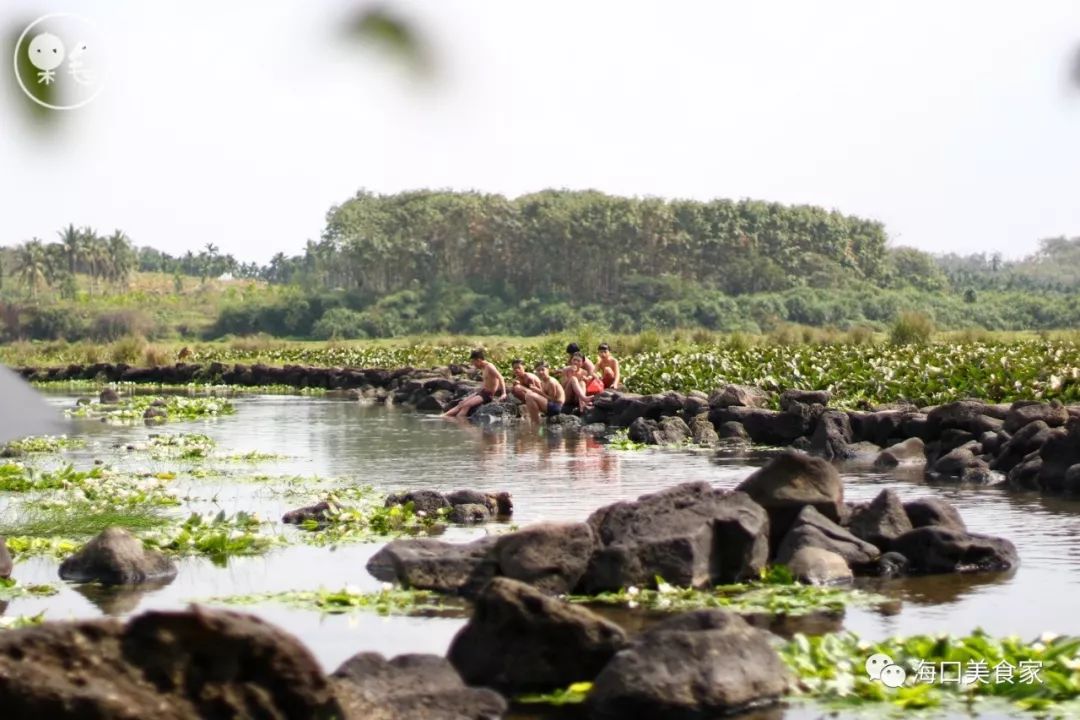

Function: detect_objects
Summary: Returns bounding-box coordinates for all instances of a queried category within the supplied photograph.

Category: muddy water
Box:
[5,393,1079,719]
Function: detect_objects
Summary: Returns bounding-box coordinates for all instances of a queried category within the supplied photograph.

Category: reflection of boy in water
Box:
[442,349,506,418]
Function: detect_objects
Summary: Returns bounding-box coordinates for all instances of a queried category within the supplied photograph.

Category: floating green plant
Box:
[780,630,1080,716]
[205,586,449,616]
[566,572,887,618]
[0,613,46,630]
[142,511,280,563]
[294,492,446,546]
[517,681,593,706]
[0,577,59,601]
[67,396,235,424]
[605,429,649,451]
[4,536,81,560]
[1,435,85,457]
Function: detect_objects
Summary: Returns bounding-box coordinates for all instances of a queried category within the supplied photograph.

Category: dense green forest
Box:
[2,190,1080,341]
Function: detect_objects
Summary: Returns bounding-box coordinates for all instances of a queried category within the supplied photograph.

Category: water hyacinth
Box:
[67,396,235,424]
[204,586,449,616]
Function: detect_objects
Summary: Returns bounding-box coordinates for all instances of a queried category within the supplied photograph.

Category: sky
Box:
[2,0,1080,264]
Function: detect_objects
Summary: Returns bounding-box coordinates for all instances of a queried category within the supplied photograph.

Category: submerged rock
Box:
[365,537,499,597]
[891,527,1018,574]
[581,482,769,593]
[847,489,913,551]
[447,503,491,524]
[588,609,789,719]
[873,437,926,468]
[447,577,627,693]
[282,500,331,525]
[99,387,119,404]
[58,528,176,585]
[786,546,853,585]
[331,652,506,720]
[0,607,342,720]
[384,490,451,516]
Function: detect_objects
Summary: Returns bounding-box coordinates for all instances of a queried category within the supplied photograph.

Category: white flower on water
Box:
[656,580,675,594]
[1040,631,1060,644]
[626,586,640,597]
[1049,375,1063,391]
[380,582,393,592]
[416,510,427,518]
[627,600,638,609]
[344,584,362,595]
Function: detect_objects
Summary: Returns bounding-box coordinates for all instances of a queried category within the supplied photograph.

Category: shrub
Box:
[889,311,935,345]
[312,308,369,340]
[109,335,147,364]
[91,310,152,342]
[142,345,170,367]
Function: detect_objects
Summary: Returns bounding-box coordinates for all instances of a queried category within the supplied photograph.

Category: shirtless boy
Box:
[596,343,620,390]
[509,358,541,403]
[442,349,506,418]
[522,361,565,424]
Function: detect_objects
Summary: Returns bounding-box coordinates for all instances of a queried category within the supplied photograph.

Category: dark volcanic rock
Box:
[657,416,692,445]
[688,413,720,446]
[780,389,831,411]
[810,409,854,460]
[448,503,491,524]
[717,420,749,440]
[991,421,1055,473]
[385,490,451,516]
[99,387,120,404]
[1037,420,1080,494]
[331,652,507,720]
[58,528,177,585]
[927,444,994,484]
[903,497,967,532]
[588,610,789,720]
[708,384,770,409]
[582,482,769,593]
[282,501,331,525]
[627,417,663,445]
[708,406,812,446]
[494,522,595,595]
[735,451,844,548]
[1004,400,1068,434]
[775,506,880,568]
[0,606,342,720]
[926,401,1002,438]
[365,537,498,596]
[847,489,913,551]
[891,527,1018,574]
[447,578,627,693]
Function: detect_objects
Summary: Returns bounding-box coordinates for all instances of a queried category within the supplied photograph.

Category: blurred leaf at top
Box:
[1071,43,1080,90]
[345,4,434,80]
[5,17,62,132]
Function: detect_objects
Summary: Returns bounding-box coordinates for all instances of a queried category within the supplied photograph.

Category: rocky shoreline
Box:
[21,360,1080,498]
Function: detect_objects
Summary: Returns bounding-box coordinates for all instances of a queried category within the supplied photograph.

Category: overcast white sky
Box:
[2,0,1079,263]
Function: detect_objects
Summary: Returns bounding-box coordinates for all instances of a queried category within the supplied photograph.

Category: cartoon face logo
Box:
[28,32,65,83]
[880,664,908,688]
[865,653,893,680]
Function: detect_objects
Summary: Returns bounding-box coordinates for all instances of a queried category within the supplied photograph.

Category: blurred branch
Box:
[344,4,434,80]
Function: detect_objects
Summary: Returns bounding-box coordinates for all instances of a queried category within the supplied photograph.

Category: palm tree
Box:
[106,230,134,288]
[57,223,83,276]
[84,234,111,294]
[16,240,49,298]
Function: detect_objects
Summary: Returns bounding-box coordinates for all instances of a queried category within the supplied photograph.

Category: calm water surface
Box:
[5,393,1078,719]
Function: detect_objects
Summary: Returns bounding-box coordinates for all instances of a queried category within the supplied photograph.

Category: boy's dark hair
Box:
[470,349,485,361]
[566,343,581,354]
[571,352,585,361]
[511,358,524,367]
[598,343,610,352]
[534,360,548,370]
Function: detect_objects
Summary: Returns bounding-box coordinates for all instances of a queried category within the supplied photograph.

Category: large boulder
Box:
[494,522,595,595]
[0,536,10,579]
[58,528,177,585]
[707,406,811,446]
[873,437,926,469]
[627,417,663,445]
[581,483,769,593]
[1037,420,1080,493]
[688,413,719,446]
[849,410,906,446]
[657,416,692,445]
[847,489,913,551]
[735,451,844,548]
[903,497,967,532]
[990,421,1055,473]
[447,578,627,694]
[810,410,853,460]
[1004,401,1068,434]
[891,527,1018,574]
[926,401,1002,438]
[331,652,506,720]
[780,389,830,411]
[365,537,498,596]
[775,506,880,568]
[926,444,994,484]
[469,402,520,424]
[588,610,789,720]
[0,607,342,720]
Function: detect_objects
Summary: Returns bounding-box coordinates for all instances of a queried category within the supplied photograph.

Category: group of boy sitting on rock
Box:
[441,343,620,423]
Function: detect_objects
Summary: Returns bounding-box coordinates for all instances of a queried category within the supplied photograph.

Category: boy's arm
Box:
[612,358,620,388]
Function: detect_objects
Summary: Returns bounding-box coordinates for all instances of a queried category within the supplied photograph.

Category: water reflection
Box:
[859,569,1017,608]
[70,579,176,615]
